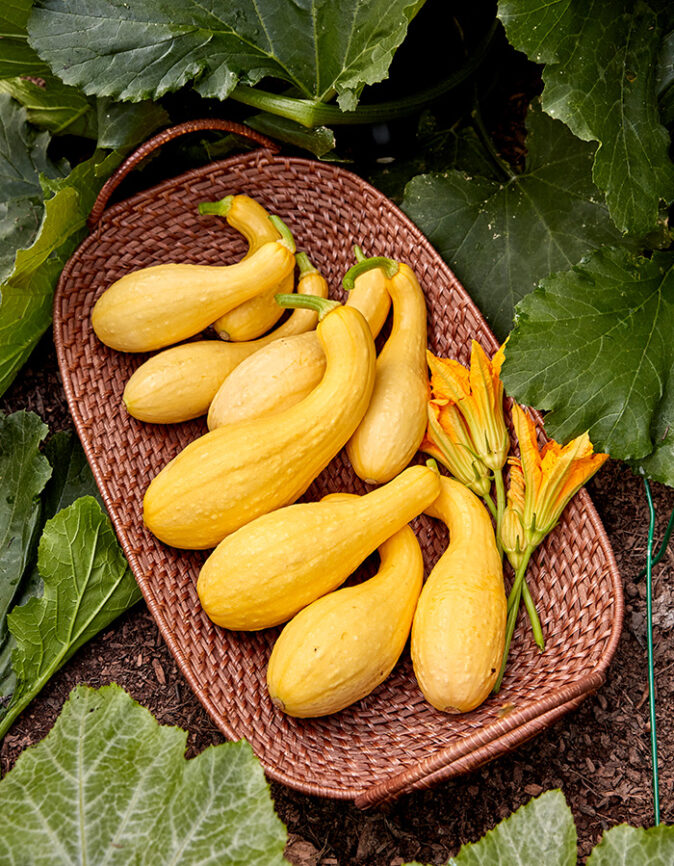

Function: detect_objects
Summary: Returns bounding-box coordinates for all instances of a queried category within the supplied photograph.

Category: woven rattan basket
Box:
[53,120,623,807]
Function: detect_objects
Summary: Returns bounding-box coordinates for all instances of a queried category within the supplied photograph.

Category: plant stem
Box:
[229,21,498,128]
[643,478,661,825]
[471,95,516,182]
[637,503,674,579]
[494,466,506,556]
[521,580,544,651]
[494,545,535,692]
[482,492,498,520]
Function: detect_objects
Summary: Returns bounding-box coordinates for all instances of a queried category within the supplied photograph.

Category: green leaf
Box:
[0,412,51,641]
[0,92,67,282]
[0,75,98,138]
[402,107,627,338]
[28,0,424,108]
[587,824,674,865]
[657,29,674,127]
[43,430,100,520]
[95,97,169,150]
[449,790,577,866]
[502,247,674,484]
[0,140,122,397]
[0,498,141,738]
[0,1,50,79]
[0,683,288,865]
[497,0,674,237]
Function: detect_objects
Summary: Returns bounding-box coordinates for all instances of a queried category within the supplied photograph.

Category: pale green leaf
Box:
[497,0,674,236]
[587,824,674,866]
[0,141,122,397]
[0,92,66,282]
[0,683,288,866]
[28,0,424,107]
[502,247,674,484]
[0,498,141,738]
[0,75,97,138]
[402,107,627,337]
[448,790,576,866]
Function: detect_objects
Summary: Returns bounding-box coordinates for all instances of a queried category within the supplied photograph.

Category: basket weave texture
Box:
[53,125,623,807]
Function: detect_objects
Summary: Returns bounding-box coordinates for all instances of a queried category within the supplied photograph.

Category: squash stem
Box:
[269,215,296,252]
[493,544,536,692]
[483,492,498,520]
[275,293,339,319]
[296,252,317,277]
[343,256,399,290]
[228,21,498,128]
[494,467,506,557]
[198,195,234,217]
[353,244,366,263]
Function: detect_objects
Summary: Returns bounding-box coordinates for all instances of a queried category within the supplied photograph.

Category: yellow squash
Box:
[207,247,392,430]
[200,195,294,341]
[266,510,423,717]
[197,465,437,629]
[91,216,295,352]
[346,258,428,484]
[411,474,506,713]
[122,254,327,423]
[143,298,376,549]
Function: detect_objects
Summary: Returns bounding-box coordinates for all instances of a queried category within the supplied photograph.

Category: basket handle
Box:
[87,119,280,229]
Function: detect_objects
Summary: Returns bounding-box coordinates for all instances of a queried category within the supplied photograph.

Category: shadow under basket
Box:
[53,120,623,808]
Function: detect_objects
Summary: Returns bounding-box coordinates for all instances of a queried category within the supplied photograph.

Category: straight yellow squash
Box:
[197,466,438,630]
[411,474,506,713]
[143,299,376,549]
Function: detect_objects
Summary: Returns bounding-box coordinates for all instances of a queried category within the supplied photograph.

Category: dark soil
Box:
[1,17,673,861]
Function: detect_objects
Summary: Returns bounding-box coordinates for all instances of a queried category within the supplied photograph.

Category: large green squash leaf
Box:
[503,247,674,484]
[402,107,626,338]
[0,98,122,396]
[0,684,288,865]
[587,824,674,866]
[0,498,141,738]
[497,0,674,237]
[28,0,424,109]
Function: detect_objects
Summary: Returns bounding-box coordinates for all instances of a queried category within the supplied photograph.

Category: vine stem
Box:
[493,544,535,692]
[643,478,661,825]
[494,467,506,557]
[229,21,498,128]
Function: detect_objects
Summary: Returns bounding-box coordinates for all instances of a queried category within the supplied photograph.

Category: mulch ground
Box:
[1,319,673,865]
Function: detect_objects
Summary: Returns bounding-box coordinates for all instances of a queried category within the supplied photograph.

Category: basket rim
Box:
[54,147,624,805]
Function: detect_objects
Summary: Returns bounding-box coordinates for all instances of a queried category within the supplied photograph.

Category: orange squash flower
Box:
[422,399,492,498]
[426,341,510,473]
[500,457,527,570]
[510,404,609,549]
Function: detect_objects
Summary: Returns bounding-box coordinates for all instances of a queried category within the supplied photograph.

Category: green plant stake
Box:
[643,478,660,825]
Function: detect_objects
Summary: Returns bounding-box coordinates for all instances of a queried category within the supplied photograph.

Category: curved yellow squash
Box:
[411,475,506,713]
[197,465,438,629]
[266,518,423,717]
[122,262,328,424]
[209,195,294,341]
[91,237,294,353]
[347,261,428,484]
[206,258,391,430]
[143,303,376,549]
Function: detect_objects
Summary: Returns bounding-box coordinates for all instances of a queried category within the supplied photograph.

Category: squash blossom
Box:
[421,399,492,498]
[426,342,509,473]
[500,457,527,570]
[510,404,609,550]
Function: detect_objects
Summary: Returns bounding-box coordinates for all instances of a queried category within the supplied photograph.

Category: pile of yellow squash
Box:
[91,194,507,718]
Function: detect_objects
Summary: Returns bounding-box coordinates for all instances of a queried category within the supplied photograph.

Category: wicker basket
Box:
[53,120,623,807]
